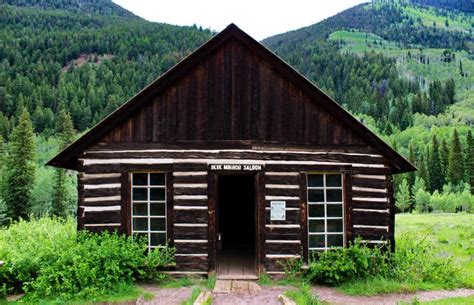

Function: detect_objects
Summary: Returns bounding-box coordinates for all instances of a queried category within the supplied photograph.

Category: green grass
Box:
[284,284,323,305]
[338,277,449,296]
[180,287,201,305]
[0,283,144,305]
[396,213,474,285]
[337,213,474,296]
[422,295,474,304]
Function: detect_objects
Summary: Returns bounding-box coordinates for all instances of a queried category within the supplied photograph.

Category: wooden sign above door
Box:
[209,164,264,171]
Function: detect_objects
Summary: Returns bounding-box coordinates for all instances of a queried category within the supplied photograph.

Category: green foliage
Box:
[448,129,465,186]
[305,235,466,290]
[466,130,474,194]
[181,287,202,305]
[284,284,322,305]
[52,110,76,217]
[428,135,444,192]
[414,188,432,212]
[4,109,36,221]
[396,178,411,212]
[0,217,176,299]
[305,240,390,285]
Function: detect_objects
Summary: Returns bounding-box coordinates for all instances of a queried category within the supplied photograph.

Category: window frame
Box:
[307,172,345,251]
[130,171,167,250]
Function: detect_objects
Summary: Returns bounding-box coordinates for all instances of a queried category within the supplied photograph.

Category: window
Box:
[131,172,167,249]
[307,173,344,251]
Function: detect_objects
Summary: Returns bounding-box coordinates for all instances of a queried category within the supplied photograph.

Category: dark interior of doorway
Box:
[217,175,256,278]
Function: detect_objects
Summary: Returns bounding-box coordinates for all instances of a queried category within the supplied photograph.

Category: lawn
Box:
[396,213,474,284]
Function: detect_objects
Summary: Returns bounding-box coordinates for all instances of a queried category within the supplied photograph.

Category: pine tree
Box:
[447,129,465,186]
[396,179,410,213]
[4,109,36,220]
[428,135,444,192]
[52,110,75,217]
[418,152,429,189]
[466,130,474,194]
[440,139,449,180]
[407,143,416,203]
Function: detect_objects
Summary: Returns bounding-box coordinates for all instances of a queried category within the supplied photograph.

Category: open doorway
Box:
[217,174,257,279]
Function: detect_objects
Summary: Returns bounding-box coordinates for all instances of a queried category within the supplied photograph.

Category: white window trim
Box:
[131,172,167,250]
[307,173,345,251]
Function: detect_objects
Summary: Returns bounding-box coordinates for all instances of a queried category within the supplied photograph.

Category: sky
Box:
[112,0,368,40]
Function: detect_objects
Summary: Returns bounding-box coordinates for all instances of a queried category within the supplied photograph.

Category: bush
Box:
[0,217,175,300]
[305,240,389,285]
[305,235,464,289]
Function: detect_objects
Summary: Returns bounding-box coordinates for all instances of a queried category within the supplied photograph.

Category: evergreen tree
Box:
[418,152,429,189]
[447,129,465,186]
[466,130,474,194]
[407,143,416,196]
[396,179,410,213]
[4,109,36,220]
[440,139,449,180]
[52,110,76,217]
[428,135,443,192]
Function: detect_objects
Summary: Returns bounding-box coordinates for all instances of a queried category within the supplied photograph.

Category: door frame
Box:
[208,171,265,274]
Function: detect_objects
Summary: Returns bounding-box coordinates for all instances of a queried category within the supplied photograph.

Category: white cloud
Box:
[113,0,368,40]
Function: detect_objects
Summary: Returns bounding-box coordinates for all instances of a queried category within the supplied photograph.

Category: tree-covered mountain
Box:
[409,0,474,13]
[0,0,139,18]
[0,2,212,137]
[0,0,472,218]
[263,0,474,208]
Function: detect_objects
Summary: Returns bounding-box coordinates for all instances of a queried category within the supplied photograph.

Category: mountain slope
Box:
[0,0,138,18]
[0,2,212,136]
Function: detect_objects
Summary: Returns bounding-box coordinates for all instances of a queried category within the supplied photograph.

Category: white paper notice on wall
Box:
[270,201,286,221]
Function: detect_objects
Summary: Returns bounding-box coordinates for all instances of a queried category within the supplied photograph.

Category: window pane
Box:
[326,174,341,187]
[308,175,323,187]
[327,234,343,247]
[150,218,166,231]
[133,188,147,201]
[327,189,342,202]
[327,204,342,217]
[327,219,343,232]
[308,204,324,218]
[150,188,165,201]
[150,202,166,216]
[133,202,147,216]
[309,235,325,248]
[308,189,324,202]
[133,173,147,186]
[150,173,165,186]
[133,218,148,231]
[150,233,166,246]
[309,220,324,233]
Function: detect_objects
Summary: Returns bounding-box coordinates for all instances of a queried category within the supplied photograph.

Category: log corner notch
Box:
[45,23,416,276]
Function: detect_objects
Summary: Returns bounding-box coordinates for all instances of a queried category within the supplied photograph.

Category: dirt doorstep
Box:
[314,285,474,305]
[212,285,287,305]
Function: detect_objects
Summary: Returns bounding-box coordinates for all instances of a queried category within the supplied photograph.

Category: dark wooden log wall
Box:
[77,148,395,274]
[96,39,368,148]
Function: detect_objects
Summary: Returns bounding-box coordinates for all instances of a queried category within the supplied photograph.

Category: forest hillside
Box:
[0,0,472,220]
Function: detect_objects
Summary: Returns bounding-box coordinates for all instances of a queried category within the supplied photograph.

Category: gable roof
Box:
[47,23,415,174]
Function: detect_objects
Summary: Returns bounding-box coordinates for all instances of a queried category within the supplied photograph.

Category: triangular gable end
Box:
[47,24,415,174]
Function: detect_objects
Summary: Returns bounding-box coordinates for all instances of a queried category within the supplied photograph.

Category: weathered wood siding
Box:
[96,39,368,148]
[78,148,394,274]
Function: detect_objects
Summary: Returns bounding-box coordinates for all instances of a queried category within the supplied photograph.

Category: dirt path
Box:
[314,285,474,305]
[140,285,194,305]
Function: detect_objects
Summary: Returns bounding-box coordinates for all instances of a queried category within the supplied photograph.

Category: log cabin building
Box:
[48,24,415,279]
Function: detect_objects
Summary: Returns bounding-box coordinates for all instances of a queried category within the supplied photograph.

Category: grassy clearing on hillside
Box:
[403,6,472,33]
